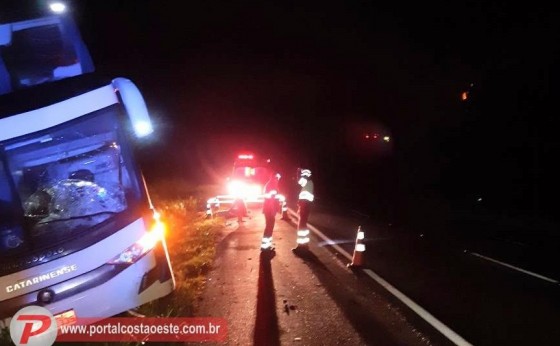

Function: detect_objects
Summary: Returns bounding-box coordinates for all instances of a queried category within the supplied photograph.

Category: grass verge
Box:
[135,183,224,318]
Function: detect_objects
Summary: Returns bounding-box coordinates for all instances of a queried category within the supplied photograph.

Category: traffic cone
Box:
[347,226,365,268]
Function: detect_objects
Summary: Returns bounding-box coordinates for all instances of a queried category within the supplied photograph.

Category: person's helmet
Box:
[300,169,312,178]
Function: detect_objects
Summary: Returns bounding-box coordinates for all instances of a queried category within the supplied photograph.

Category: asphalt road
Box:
[193,208,443,346]
[306,203,560,346]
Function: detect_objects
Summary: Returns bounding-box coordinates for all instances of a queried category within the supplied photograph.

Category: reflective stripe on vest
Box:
[299,190,314,201]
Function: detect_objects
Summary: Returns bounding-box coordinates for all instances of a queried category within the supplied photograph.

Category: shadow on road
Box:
[253,251,280,346]
[291,248,330,273]
[294,249,407,346]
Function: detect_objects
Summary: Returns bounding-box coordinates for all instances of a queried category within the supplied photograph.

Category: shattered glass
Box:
[24,179,127,236]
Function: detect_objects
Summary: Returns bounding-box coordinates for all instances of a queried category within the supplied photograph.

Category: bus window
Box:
[2,106,142,252]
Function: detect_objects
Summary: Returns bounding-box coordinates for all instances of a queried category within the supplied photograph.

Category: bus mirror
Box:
[0,24,12,46]
[112,77,154,138]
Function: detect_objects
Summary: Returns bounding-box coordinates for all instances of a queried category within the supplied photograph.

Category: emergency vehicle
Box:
[206,153,288,218]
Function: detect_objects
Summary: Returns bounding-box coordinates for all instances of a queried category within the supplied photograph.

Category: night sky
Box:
[9,1,560,224]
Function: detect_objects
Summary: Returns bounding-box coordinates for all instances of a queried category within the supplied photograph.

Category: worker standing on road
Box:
[261,173,281,251]
[230,197,247,223]
[293,168,314,252]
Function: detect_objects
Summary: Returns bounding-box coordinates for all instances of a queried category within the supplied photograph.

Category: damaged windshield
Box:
[0,106,143,256]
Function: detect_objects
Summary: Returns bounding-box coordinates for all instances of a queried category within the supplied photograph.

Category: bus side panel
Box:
[44,243,174,320]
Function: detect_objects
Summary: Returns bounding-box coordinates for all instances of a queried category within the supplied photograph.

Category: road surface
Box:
[307,203,560,346]
[194,208,444,346]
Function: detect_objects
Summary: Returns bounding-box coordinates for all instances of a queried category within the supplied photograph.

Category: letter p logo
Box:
[10,306,57,346]
[17,315,51,344]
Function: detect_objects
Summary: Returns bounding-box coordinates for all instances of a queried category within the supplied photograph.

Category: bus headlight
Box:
[107,216,165,265]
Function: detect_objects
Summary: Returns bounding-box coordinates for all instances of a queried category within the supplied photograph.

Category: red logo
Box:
[9,306,57,346]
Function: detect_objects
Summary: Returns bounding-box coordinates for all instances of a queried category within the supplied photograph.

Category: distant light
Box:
[364,134,370,139]
[383,136,390,142]
[373,134,378,139]
[477,197,482,202]
[133,121,153,137]
[238,154,253,159]
[49,2,66,13]
[461,91,468,101]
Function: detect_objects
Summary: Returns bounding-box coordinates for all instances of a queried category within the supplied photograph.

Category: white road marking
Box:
[468,251,559,284]
[287,209,352,262]
[362,269,472,346]
[287,208,473,346]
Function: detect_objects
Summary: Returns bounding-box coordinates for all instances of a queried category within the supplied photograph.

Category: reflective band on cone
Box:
[348,226,366,268]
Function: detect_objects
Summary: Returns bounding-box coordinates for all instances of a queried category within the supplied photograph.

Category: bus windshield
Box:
[0,106,143,257]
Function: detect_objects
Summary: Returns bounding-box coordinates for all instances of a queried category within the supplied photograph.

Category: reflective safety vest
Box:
[263,178,280,214]
[298,180,314,202]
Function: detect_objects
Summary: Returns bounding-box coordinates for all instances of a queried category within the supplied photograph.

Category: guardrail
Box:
[206,194,288,219]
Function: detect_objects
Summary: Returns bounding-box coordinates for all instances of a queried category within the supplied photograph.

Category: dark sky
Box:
[12,1,560,221]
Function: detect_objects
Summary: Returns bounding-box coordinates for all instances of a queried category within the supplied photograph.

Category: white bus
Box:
[0,7,175,328]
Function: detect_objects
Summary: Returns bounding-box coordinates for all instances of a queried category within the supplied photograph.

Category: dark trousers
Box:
[297,200,311,230]
[233,198,247,221]
[264,213,276,238]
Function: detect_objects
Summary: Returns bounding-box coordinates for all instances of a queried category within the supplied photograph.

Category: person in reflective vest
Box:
[293,168,314,251]
[261,173,281,251]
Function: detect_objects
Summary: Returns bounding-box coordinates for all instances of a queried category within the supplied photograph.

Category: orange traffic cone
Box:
[347,226,365,268]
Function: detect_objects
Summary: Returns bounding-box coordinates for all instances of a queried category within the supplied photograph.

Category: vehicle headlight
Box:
[107,211,165,265]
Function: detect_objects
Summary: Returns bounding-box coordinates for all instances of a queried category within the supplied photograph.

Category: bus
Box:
[0,6,175,328]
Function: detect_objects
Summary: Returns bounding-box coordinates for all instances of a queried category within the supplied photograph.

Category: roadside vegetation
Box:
[1,328,10,345]
[134,179,224,318]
